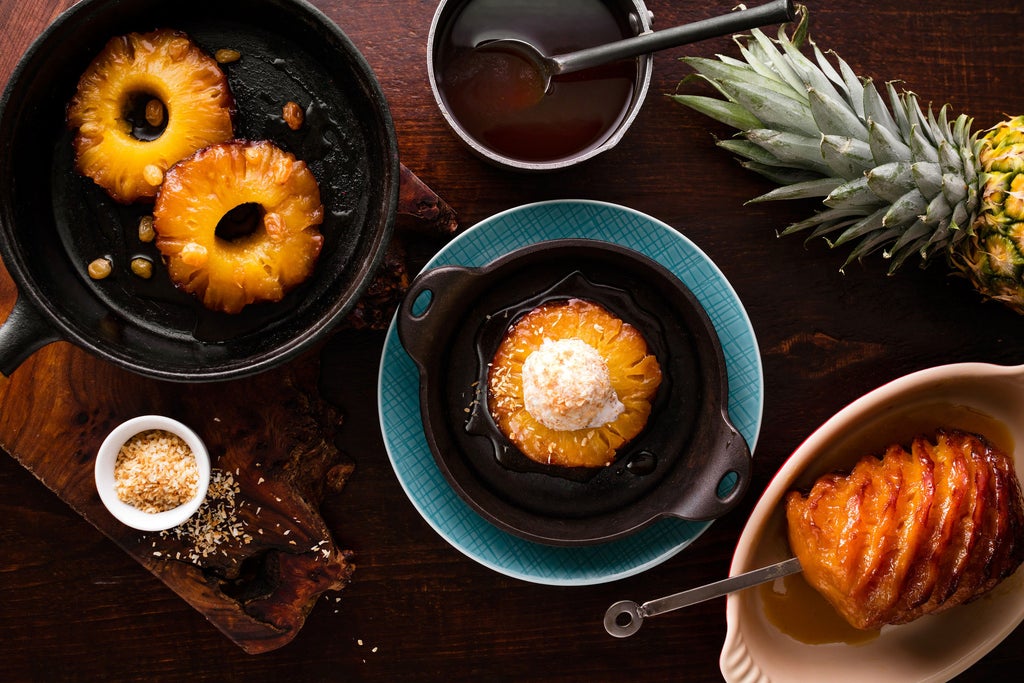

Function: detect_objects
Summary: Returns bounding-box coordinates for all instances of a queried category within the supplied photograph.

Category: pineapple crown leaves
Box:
[672,4,982,274]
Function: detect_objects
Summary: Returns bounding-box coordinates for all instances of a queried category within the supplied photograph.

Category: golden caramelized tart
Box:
[67,28,234,203]
[487,298,662,468]
[785,429,1024,630]
[153,140,324,314]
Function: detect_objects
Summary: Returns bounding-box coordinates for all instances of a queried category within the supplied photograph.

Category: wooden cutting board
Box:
[0,164,456,654]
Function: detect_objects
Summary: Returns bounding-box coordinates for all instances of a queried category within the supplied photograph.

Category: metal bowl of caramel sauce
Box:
[427,0,653,171]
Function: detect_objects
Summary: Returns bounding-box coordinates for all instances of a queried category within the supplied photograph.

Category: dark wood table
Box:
[2,0,1023,680]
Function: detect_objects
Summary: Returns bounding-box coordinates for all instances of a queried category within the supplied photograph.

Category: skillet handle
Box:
[397,265,478,366]
[0,295,62,379]
[668,413,752,521]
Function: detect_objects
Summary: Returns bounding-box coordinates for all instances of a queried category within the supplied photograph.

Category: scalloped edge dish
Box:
[722,362,1024,682]
[378,199,763,585]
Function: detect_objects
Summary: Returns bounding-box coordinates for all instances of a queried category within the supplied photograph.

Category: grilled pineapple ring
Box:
[67,29,234,203]
[153,140,325,314]
[488,299,663,468]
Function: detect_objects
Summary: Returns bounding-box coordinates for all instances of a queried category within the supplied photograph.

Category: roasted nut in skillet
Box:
[145,98,165,127]
[87,257,112,280]
[143,164,164,188]
[215,48,242,64]
[131,257,154,279]
[138,215,156,243]
[283,101,305,130]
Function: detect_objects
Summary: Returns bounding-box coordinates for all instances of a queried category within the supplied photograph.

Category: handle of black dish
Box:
[670,414,752,521]
[397,265,478,367]
[0,295,62,383]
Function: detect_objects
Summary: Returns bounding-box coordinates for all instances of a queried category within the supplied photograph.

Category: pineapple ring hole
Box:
[216,202,265,242]
[123,92,169,142]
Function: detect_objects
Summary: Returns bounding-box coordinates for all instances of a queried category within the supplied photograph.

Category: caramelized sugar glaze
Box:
[434,0,639,162]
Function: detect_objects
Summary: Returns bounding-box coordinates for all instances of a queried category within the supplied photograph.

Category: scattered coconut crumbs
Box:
[159,468,252,564]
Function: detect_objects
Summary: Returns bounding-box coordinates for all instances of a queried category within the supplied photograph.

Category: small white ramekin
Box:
[94,415,210,532]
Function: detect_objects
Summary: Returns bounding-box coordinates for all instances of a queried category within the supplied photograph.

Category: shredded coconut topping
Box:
[114,429,198,513]
[159,468,253,564]
[521,338,624,431]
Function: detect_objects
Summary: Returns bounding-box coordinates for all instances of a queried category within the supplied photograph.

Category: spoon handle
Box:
[645,556,803,618]
[604,557,802,637]
[554,0,796,75]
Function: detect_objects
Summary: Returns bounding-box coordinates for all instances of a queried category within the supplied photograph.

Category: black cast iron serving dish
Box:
[397,239,752,545]
[0,0,398,382]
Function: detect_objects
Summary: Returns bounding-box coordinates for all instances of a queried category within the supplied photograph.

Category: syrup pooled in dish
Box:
[487,298,662,467]
[785,429,1024,630]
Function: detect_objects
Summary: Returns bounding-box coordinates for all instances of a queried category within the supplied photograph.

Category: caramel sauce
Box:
[760,573,880,645]
[761,402,1014,645]
[434,0,638,163]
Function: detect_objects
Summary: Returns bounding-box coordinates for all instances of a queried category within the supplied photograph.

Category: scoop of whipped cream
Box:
[521,338,625,431]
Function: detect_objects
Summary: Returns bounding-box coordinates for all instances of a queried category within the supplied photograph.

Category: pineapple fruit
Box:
[488,299,663,468]
[672,6,1024,313]
[153,140,325,314]
[67,29,234,203]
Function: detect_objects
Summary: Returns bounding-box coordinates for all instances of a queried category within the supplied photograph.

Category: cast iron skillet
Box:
[0,0,398,382]
[398,239,752,545]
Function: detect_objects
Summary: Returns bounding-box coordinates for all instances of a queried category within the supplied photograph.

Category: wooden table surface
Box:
[3,0,1024,680]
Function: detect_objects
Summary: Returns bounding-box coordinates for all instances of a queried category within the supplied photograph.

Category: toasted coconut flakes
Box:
[159,468,252,565]
[114,429,198,513]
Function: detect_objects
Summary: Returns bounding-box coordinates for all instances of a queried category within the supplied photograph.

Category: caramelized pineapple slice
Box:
[67,29,234,203]
[854,443,935,623]
[488,299,662,468]
[924,432,988,613]
[153,140,324,314]
[892,435,970,620]
[785,459,876,614]
[787,429,1024,630]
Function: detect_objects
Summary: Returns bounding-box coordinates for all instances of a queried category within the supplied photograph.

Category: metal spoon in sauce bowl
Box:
[475,0,796,104]
[604,556,803,637]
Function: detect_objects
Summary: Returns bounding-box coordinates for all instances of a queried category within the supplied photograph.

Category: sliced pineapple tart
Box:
[153,140,325,314]
[488,298,662,468]
[67,29,234,203]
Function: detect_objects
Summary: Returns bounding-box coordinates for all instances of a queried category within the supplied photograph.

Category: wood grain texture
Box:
[2,0,1024,680]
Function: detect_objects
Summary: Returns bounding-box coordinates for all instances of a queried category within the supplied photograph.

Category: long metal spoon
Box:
[476,0,795,97]
[604,556,803,638]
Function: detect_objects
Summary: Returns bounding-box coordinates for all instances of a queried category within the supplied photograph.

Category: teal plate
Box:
[378,200,763,585]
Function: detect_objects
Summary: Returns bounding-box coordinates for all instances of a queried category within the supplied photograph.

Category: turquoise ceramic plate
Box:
[378,200,762,585]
